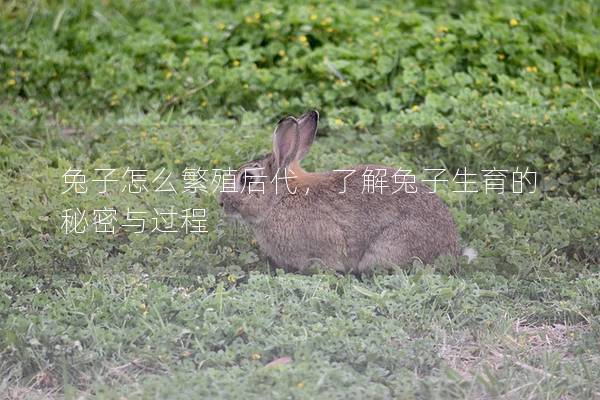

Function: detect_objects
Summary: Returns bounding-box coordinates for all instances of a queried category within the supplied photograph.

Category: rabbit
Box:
[218,110,474,274]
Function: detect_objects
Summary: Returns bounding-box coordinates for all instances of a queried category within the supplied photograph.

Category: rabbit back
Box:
[251,164,460,273]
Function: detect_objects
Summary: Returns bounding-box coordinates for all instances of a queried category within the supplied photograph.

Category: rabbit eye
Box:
[239,171,255,187]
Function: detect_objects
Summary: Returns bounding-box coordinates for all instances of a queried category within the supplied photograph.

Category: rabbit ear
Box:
[295,110,318,161]
[272,116,299,169]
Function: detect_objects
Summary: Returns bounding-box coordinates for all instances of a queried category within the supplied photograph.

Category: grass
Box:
[2,265,600,398]
[1,0,600,398]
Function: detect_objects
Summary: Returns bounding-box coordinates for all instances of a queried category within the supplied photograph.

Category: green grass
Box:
[1,0,600,398]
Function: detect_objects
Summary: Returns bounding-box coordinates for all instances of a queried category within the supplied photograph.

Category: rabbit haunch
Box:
[218,110,466,273]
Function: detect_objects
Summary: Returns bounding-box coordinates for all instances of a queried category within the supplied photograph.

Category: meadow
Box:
[1,0,599,398]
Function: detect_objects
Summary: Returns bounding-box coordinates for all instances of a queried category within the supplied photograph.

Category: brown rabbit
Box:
[218,111,473,273]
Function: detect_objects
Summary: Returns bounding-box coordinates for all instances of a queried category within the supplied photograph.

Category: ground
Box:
[1,1,599,399]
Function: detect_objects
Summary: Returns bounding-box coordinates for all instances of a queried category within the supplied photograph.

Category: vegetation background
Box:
[1,0,599,398]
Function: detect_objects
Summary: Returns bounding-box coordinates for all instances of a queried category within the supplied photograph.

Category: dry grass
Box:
[439,319,589,381]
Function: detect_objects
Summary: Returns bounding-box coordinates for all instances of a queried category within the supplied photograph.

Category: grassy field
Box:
[1,0,600,398]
